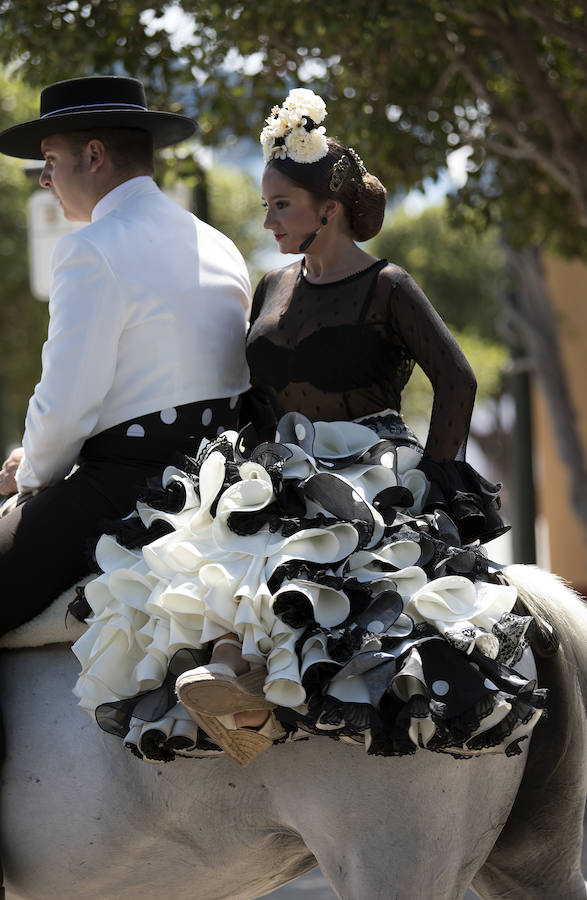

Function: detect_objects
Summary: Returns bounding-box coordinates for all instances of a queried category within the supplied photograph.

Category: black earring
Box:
[298,216,329,252]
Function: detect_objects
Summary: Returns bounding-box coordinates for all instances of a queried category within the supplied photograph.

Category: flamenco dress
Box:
[72,260,546,762]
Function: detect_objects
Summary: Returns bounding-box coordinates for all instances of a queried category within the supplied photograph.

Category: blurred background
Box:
[2,1,585,591]
[1,2,585,894]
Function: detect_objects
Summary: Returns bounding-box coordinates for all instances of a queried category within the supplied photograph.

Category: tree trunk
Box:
[502,245,587,545]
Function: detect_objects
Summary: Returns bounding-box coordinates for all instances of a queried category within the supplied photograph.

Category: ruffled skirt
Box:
[72,413,546,761]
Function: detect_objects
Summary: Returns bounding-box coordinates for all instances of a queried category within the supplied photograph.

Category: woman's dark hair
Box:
[266,138,387,241]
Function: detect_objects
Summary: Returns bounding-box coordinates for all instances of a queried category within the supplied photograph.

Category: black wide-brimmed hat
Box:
[0,75,197,159]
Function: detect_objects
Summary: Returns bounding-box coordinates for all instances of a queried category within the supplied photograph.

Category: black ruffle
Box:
[94,647,221,762]
[416,458,509,544]
[277,635,548,760]
[81,412,544,764]
[101,516,173,551]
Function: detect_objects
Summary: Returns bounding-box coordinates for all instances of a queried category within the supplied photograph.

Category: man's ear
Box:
[86,139,106,173]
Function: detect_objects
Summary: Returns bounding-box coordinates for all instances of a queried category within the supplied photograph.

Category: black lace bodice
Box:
[246,259,477,461]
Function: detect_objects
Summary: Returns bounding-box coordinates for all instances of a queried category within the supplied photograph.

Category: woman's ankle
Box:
[211,636,249,676]
[234,710,270,729]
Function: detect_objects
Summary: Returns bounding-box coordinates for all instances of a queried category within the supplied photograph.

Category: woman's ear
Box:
[321,198,342,223]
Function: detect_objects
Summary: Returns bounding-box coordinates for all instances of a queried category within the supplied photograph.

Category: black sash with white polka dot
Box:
[80,396,241,465]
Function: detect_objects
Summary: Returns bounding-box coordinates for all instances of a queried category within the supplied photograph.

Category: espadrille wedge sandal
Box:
[175,639,275,718]
[186,710,284,767]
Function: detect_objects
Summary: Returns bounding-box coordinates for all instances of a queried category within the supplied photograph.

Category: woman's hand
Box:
[0,447,24,495]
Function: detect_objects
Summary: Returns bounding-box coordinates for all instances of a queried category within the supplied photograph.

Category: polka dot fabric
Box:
[87,396,241,465]
[73,413,544,763]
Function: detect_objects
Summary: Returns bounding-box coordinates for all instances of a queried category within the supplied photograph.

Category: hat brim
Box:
[0,109,197,159]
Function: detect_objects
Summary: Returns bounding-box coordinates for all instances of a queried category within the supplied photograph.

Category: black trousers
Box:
[0,457,161,636]
[0,395,241,637]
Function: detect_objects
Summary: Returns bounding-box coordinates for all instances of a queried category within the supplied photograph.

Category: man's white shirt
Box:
[17,176,251,492]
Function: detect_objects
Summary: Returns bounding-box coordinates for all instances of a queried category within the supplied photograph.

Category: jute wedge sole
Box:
[176,665,275,717]
[188,710,275,767]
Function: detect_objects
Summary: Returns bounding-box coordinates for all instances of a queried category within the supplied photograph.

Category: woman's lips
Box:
[274,233,286,241]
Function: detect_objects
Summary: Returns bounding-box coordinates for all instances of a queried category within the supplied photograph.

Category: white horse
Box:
[0,564,585,900]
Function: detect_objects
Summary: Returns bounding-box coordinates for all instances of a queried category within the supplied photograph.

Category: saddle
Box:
[0,578,89,649]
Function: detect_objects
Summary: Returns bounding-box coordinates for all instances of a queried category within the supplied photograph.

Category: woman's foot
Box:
[187,709,284,767]
[175,636,274,718]
[175,635,281,764]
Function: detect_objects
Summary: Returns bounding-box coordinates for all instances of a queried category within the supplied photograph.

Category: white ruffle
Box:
[72,419,512,722]
[405,576,517,637]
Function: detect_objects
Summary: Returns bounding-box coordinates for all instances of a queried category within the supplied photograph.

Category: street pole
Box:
[0,373,5,459]
[508,361,537,564]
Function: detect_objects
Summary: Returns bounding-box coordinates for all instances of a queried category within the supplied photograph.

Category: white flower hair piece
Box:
[260,88,329,164]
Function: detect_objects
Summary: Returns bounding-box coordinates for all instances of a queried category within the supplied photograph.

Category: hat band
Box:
[41,101,148,118]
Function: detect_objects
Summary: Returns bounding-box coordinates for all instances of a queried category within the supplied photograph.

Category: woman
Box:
[73,89,544,767]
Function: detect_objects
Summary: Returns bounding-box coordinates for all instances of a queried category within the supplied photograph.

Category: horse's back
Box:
[0,643,533,900]
[3,565,587,900]
[0,644,315,900]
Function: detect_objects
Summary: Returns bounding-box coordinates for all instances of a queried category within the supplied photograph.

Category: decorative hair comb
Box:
[348,147,366,174]
[329,148,367,191]
[329,156,352,191]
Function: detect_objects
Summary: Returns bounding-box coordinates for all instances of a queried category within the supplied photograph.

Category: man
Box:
[0,75,251,634]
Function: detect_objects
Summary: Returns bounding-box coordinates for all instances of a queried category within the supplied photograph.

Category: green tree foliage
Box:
[206,165,272,285]
[174,0,587,255]
[0,1,178,107]
[0,72,49,451]
[372,205,506,340]
[1,2,584,253]
[370,205,508,425]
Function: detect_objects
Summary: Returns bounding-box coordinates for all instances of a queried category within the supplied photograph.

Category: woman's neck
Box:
[302,241,377,284]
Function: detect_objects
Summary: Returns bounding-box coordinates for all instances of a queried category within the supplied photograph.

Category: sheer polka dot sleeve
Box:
[387,272,477,461]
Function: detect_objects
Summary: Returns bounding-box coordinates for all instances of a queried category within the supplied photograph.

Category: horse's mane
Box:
[474,563,587,900]
[502,564,587,708]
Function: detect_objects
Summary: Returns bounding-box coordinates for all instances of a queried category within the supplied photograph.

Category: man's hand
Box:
[0,447,24,495]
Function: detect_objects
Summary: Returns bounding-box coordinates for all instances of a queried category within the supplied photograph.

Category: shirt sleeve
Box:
[16,232,125,491]
[388,271,477,461]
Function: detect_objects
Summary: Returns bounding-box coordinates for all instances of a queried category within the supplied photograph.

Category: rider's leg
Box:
[0,459,156,636]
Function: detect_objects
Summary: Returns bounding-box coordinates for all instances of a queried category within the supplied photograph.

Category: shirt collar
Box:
[91,176,156,223]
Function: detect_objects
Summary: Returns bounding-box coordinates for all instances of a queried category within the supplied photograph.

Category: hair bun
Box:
[265,137,387,242]
[350,172,387,242]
